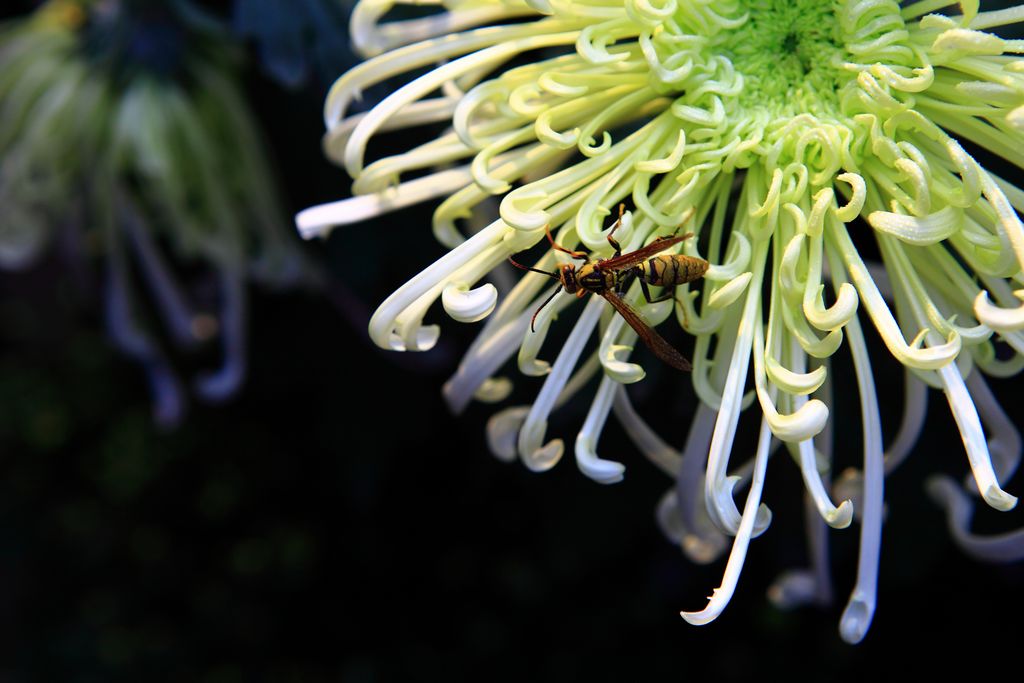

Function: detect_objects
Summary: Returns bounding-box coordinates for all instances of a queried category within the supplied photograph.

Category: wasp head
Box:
[558,263,579,294]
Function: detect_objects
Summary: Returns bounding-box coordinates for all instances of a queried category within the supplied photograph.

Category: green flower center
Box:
[720,0,848,114]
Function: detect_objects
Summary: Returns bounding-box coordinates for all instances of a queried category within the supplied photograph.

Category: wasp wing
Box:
[601,291,691,372]
[597,234,689,271]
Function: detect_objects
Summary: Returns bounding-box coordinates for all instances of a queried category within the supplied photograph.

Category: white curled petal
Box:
[828,243,884,646]
[966,371,1021,484]
[599,315,646,384]
[765,357,827,395]
[442,282,498,323]
[681,419,773,626]
[574,434,625,483]
[705,240,769,533]
[707,272,752,310]
[500,187,551,231]
[927,476,1024,562]
[518,426,564,471]
[518,297,604,470]
[834,172,866,222]
[765,399,829,443]
[974,289,1024,331]
[938,361,1018,512]
[656,489,686,546]
[1009,106,1024,133]
[883,372,928,473]
[768,571,824,610]
[867,206,962,246]
[575,375,626,484]
[805,282,859,331]
[932,27,1005,55]
[295,168,474,239]
[444,309,531,414]
[474,378,512,403]
[704,231,751,281]
[613,386,681,476]
[369,222,507,350]
[795,440,854,529]
[486,406,530,463]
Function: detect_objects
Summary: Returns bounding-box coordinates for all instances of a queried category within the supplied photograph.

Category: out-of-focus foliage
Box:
[233,0,355,89]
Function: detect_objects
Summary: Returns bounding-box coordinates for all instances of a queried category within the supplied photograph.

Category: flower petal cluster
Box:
[300,0,1024,642]
[0,0,308,425]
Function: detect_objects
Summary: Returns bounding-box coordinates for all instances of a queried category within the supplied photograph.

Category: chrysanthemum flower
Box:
[299,0,1024,642]
[0,0,308,426]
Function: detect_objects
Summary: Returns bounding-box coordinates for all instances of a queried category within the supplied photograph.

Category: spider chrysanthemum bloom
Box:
[300,0,1024,642]
[0,0,309,425]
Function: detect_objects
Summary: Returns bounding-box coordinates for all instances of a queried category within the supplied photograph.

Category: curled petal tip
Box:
[581,460,625,484]
[406,325,441,352]
[473,378,513,404]
[194,370,244,404]
[523,439,564,472]
[1008,106,1024,133]
[600,343,646,384]
[825,500,855,529]
[442,283,497,323]
[709,475,744,534]
[754,503,772,537]
[519,358,552,376]
[982,485,1018,512]
[679,603,720,626]
[500,188,551,231]
[974,290,1024,332]
[707,272,752,309]
[519,413,565,471]
[575,436,625,484]
[682,535,727,565]
[839,597,874,645]
[486,407,529,463]
[767,571,820,610]
[767,398,829,443]
[295,208,332,240]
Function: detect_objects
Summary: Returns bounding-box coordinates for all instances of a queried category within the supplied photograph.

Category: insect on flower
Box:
[299,0,1024,644]
[510,206,708,371]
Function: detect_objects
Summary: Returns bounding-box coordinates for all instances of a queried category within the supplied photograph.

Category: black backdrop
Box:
[1,1,1022,680]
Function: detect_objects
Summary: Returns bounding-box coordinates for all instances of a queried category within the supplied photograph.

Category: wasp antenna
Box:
[508,256,557,278]
[530,286,562,333]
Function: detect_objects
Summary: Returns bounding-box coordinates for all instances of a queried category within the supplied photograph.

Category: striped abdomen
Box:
[640,255,709,287]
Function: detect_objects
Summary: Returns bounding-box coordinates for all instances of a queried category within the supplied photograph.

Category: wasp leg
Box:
[615,269,636,297]
[670,207,697,237]
[639,278,678,304]
[605,203,627,257]
[545,225,589,261]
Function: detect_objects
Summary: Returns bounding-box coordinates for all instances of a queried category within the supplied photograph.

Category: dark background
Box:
[1,1,1023,680]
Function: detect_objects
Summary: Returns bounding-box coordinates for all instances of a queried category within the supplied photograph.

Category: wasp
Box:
[510,206,709,371]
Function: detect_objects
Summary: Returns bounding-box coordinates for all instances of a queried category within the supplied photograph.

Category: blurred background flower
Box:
[233,0,355,88]
[0,0,312,427]
[303,0,1024,642]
